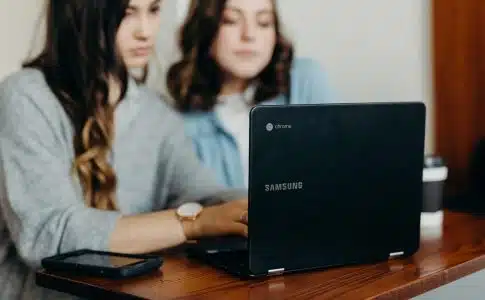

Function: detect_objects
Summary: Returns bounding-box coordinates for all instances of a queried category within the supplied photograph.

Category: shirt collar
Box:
[217,82,258,105]
[125,76,140,100]
[114,76,142,137]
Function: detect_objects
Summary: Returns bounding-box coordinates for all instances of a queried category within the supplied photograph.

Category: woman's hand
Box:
[183,199,248,240]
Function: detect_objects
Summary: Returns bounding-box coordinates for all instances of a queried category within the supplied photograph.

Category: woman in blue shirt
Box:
[166,0,333,188]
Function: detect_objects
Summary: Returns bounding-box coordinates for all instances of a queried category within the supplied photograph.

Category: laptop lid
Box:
[247,102,426,276]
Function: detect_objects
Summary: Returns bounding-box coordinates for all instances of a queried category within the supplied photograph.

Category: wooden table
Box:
[36,210,485,300]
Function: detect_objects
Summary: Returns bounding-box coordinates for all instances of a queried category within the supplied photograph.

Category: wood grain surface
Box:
[36,211,485,299]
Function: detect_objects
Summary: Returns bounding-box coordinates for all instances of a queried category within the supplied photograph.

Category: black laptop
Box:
[186,102,426,279]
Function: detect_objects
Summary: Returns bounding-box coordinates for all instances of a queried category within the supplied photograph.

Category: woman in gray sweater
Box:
[0,0,248,299]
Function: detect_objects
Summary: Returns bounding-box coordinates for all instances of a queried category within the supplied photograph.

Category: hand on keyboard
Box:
[184,199,248,240]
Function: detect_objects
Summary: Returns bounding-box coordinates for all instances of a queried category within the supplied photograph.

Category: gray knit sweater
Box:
[0,69,246,300]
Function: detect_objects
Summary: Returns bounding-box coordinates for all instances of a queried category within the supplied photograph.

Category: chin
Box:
[228,60,270,80]
[124,56,150,69]
[231,67,266,80]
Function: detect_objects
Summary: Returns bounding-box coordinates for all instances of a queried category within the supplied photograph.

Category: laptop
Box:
[186,102,426,279]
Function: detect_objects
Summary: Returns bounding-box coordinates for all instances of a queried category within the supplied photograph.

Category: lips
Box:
[234,50,258,57]
[131,46,152,57]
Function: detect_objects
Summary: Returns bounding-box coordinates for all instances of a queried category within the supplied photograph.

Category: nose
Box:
[241,21,256,41]
[134,16,151,40]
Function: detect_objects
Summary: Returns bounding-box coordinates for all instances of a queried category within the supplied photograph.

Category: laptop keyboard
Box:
[207,250,249,272]
[195,236,247,252]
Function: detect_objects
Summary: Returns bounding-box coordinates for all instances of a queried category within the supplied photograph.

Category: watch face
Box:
[178,202,203,217]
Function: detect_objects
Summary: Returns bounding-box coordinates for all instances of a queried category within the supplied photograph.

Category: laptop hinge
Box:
[268,268,285,276]
[389,251,404,258]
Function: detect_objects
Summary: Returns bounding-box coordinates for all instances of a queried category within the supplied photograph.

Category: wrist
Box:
[175,202,204,241]
[181,218,198,241]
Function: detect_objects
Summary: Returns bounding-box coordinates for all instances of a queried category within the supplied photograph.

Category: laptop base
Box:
[186,246,411,280]
[186,249,257,279]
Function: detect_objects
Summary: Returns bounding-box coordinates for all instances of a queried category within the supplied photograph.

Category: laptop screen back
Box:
[247,103,425,275]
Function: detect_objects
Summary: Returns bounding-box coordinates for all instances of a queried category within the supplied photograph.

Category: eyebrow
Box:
[225,6,274,15]
[128,0,161,10]
[150,0,161,6]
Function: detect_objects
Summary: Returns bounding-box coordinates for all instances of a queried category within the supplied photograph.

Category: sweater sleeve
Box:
[160,113,247,209]
[0,81,122,268]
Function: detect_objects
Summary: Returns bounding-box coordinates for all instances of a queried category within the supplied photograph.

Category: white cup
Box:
[421,156,448,236]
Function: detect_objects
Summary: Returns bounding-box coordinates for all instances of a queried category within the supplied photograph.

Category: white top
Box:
[215,85,256,188]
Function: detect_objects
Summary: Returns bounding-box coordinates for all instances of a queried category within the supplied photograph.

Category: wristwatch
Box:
[176,202,203,221]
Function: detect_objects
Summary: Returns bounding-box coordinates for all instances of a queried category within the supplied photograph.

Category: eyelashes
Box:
[150,5,160,14]
[221,17,275,28]
[124,5,160,17]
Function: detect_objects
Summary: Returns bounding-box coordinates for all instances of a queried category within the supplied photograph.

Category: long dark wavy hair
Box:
[167,0,294,112]
[23,0,131,210]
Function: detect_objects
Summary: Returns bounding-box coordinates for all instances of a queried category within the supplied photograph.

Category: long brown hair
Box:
[24,0,131,210]
[167,0,294,112]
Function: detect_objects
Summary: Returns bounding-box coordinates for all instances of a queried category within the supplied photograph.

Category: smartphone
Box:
[41,249,163,279]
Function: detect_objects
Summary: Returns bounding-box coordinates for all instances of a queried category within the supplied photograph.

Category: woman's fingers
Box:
[239,211,248,224]
[227,222,248,237]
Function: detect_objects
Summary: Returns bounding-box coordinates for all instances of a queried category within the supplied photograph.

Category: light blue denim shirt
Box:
[181,57,334,188]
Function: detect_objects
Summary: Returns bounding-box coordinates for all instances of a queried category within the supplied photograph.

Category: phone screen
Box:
[60,253,145,268]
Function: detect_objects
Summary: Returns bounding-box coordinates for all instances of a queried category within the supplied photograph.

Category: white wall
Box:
[174,0,434,153]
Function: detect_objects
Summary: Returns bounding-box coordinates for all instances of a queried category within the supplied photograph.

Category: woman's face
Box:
[116,0,162,68]
[210,0,277,82]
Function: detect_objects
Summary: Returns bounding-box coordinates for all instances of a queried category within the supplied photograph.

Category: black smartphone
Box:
[41,249,163,279]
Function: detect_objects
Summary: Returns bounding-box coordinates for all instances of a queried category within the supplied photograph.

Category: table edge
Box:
[35,247,485,300]
[35,271,146,300]
[370,254,485,300]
